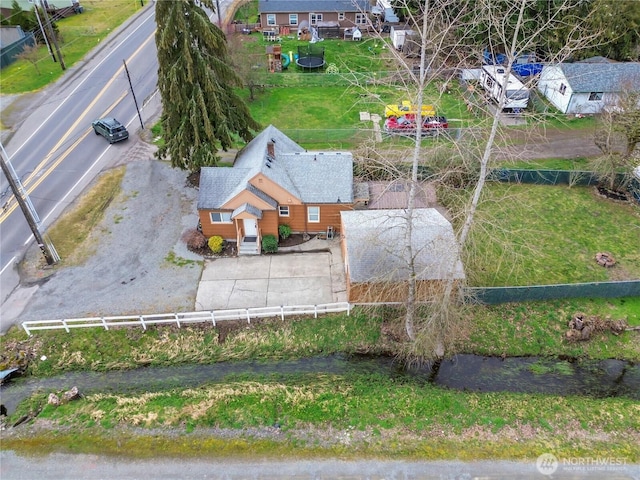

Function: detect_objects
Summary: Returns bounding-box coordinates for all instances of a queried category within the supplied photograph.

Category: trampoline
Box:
[296,45,325,71]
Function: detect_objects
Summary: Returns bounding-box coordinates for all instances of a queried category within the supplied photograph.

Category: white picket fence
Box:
[21,303,351,336]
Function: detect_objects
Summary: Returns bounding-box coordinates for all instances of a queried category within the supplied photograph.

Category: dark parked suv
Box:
[92,117,129,143]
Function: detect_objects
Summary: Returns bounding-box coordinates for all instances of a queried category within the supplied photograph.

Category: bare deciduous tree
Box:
[350,0,603,364]
[17,43,41,75]
[227,34,264,101]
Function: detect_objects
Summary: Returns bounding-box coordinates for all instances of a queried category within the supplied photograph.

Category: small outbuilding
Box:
[340,208,465,304]
[537,61,640,114]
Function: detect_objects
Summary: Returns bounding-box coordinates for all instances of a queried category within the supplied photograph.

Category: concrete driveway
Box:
[195,242,346,311]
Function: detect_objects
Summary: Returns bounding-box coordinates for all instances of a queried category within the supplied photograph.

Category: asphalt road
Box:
[0,4,159,307]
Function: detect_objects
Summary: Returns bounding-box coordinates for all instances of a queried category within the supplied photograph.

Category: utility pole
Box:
[216,0,222,28]
[123,59,144,130]
[34,4,56,63]
[39,0,65,71]
[0,143,59,265]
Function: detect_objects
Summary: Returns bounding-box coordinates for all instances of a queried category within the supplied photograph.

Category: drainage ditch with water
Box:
[1,354,638,415]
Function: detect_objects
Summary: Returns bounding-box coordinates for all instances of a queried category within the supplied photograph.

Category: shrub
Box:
[278,224,291,240]
[207,236,224,254]
[184,229,207,251]
[262,234,278,254]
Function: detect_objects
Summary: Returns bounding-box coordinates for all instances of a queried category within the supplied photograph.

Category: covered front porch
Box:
[232,204,262,255]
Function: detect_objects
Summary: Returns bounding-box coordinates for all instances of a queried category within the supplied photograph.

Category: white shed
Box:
[537,62,640,114]
[390,26,414,51]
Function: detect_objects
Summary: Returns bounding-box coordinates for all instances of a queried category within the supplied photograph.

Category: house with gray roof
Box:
[537,62,640,114]
[198,125,354,254]
[258,0,371,35]
[340,209,465,303]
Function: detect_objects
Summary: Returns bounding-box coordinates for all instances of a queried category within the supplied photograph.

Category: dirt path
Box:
[494,125,602,161]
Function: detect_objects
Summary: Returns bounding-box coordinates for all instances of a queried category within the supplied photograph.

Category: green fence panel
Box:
[488,168,631,188]
[0,33,36,69]
[468,280,640,304]
[488,169,600,185]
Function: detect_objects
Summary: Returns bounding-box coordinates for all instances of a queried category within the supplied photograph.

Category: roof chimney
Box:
[267,141,275,159]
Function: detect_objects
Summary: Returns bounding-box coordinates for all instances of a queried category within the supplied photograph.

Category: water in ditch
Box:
[1,354,638,414]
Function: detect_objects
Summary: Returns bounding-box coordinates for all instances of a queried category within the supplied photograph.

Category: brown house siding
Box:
[199,204,352,240]
[260,210,280,238]
[199,211,237,240]
[283,204,352,234]
[249,174,302,205]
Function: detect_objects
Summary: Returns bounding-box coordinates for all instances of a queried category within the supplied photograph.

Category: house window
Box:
[559,83,567,95]
[289,14,298,25]
[588,92,603,101]
[279,205,289,217]
[210,212,232,223]
[338,12,345,21]
[307,206,320,223]
[310,13,322,25]
[266,14,276,26]
[355,13,367,24]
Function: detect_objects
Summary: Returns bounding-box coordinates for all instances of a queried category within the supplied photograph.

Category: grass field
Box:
[3,294,638,380]
[3,302,639,459]
[3,370,638,461]
[465,183,640,286]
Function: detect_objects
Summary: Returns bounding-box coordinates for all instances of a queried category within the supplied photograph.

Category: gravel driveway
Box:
[2,138,205,329]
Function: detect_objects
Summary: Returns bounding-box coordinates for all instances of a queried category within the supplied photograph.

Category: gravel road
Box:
[2,450,638,479]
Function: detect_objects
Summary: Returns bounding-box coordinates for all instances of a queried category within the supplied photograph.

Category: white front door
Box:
[243,218,258,237]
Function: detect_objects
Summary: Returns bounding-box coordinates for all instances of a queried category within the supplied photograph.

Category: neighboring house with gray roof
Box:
[258,0,371,33]
[537,62,640,114]
[0,25,34,69]
[340,209,465,303]
[198,125,354,254]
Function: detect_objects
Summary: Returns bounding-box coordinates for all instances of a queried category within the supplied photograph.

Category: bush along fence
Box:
[21,303,351,336]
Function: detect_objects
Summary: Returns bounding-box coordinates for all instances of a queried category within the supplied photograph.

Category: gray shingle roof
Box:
[246,183,278,208]
[559,62,640,93]
[232,203,263,219]
[280,152,353,203]
[197,168,251,210]
[259,0,370,13]
[198,125,353,210]
[341,209,465,283]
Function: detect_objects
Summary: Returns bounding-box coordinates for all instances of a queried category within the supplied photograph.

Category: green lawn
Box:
[455,297,640,359]
[5,371,637,460]
[465,183,640,286]
[504,157,593,170]
[2,1,639,463]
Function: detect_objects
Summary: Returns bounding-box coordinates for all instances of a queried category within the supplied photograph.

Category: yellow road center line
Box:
[1,32,155,223]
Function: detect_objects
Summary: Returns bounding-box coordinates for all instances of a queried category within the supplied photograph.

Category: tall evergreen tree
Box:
[155,0,260,172]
